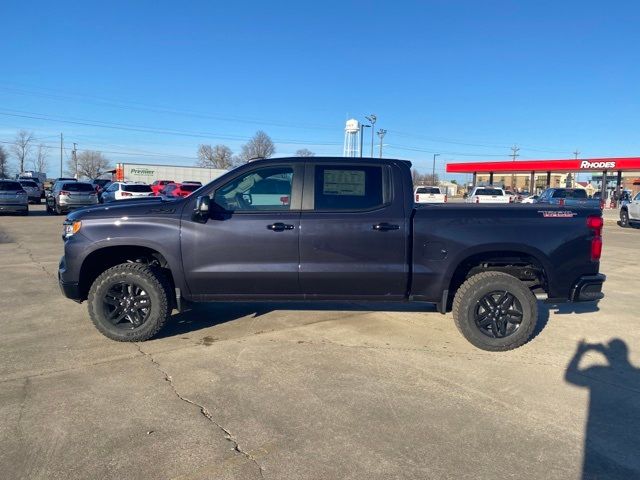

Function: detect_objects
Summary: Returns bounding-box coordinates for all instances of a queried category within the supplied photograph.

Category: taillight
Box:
[60,190,70,196]
[415,194,419,202]
[475,196,479,203]
[121,192,132,197]
[509,197,514,203]
[587,215,603,261]
[444,194,448,203]
[559,198,565,207]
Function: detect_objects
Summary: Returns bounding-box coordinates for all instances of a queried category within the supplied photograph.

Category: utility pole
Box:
[359,123,370,158]
[365,114,377,157]
[569,149,580,187]
[72,143,78,179]
[60,133,64,177]
[377,129,387,158]
[432,153,440,184]
[510,145,520,190]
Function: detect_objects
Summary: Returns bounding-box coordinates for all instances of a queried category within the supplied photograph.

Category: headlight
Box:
[63,220,82,239]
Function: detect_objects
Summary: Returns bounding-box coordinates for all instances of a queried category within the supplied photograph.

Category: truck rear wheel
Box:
[620,209,629,228]
[452,271,537,351]
[88,263,171,341]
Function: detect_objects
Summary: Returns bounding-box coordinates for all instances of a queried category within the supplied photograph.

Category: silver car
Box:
[0,180,29,215]
[18,180,42,204]
[46,181,98,215]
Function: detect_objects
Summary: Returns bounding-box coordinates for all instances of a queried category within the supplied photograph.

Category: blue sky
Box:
[1,0,639,181]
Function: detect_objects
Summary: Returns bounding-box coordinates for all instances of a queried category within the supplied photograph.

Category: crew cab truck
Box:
[465,186,511,204]
[619,191,640,227]
[536,188,602,209]
[414,186,447,204]
[58,157,605,351]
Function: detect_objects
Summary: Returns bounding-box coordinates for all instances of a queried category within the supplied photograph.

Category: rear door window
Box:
[313,165,386,211]
[475,188,503,196]
[0,181,22,191]
[416,187,440,194]
[64,183,95,192]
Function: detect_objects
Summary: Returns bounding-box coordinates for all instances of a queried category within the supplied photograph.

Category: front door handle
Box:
[267,222,295,232]
[372,222,400,231]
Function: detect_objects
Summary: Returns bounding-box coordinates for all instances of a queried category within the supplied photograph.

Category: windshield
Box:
[475,188,503,195]
[552,189,587,199]
[180,184,200,192]
[0,181,22,191]
[123,184,152,192]
[416,187,440,194]
[62,183,95,192]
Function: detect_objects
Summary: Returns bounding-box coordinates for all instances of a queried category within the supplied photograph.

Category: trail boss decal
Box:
[538,210,578,218]
[580,161,616,169]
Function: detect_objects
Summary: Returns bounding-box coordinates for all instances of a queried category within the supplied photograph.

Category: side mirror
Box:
[195,195,210,214]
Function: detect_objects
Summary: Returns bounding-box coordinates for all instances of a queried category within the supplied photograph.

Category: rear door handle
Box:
[267,222,295,232]
[372,222,400,231]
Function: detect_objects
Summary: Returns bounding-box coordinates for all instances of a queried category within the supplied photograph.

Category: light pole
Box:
[359,123,371,158]
[365,114,377,157]
[432,153,440,183]
[377,129,387,158]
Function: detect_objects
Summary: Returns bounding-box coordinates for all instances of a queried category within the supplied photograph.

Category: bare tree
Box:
[239,130,275,162]
[295,148,315,157]
[67,150,111,179]
[197,144,234,169]
[11,130,34,173]
[411,169,439,186]
[0,146,10,178]
[32,144,48,173]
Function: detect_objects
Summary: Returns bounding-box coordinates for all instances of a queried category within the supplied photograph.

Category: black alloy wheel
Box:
[474,290,523,338]
[620,210,629,228]
[102,281,151,329]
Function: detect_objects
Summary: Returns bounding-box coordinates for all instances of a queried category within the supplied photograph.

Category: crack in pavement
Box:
[14,241,57,280]
[133,343,265,480]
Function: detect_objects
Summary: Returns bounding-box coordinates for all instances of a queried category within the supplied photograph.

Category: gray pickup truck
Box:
[58,157,605,351]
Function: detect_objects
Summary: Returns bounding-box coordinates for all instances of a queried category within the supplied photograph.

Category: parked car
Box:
[18,180,42,204]
[536,188,602,209]
[465,186,511,204]
[414,186,447,203]
[151,180,175,196]
[521,195,540,204]
[17,176,44,200]
[46,177,77,197]
[92,178,112,195]
[101,182,155,202]
[504,190,518,202]
[58,157,605,352]
[46,181,98,214]
[0,180,28,215]
[619,191,640,228]
[160,182,201,198]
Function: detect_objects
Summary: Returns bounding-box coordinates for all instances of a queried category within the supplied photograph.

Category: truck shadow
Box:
[565,338,640,478]
[534,302,600,339]
[158,301,437,339]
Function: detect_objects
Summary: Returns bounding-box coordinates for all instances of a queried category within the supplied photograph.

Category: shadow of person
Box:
[565,339,640,479]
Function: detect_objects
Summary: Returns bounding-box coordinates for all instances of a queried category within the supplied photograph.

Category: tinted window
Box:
[180,183,200,192]
[416,187,440,194]
[19,181,38,188]
[475,188,503,196]
[214,166,293,211]
[123,184,152,192]
[552,189,587,199]
[63,183,95,192]
[0,181,22,191]
[314,165,384,211]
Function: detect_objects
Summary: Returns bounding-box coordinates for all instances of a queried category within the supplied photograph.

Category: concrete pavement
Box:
[1,205,638,479]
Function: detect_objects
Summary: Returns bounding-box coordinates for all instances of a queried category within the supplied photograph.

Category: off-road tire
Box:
[620,209,629,228]
[88,263,172,341]
[452,271,538,351]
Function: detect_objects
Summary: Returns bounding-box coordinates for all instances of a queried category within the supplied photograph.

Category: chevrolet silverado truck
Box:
[58,157,605,351]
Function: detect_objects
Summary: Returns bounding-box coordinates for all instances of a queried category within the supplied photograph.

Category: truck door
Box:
[180,163,303,298]
[299,163,409,299]
[630,192,640,220]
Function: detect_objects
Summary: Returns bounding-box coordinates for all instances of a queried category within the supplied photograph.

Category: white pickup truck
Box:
[414,186,447,203]
[465,186,512,204]
[620,191,640,227]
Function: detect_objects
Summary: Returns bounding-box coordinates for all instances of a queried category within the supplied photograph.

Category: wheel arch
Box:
[78,245,176,302]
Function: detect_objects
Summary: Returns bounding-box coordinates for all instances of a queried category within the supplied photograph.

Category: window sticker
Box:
[323,170,365,196]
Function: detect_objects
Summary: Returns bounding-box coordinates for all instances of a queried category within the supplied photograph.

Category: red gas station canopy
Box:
[446,157,640,173]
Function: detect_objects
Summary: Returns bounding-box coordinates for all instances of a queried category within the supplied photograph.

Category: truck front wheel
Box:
[88,263,171,341]
[452,271,537,351]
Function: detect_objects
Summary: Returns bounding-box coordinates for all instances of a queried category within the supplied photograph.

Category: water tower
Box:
[343,119,360,157]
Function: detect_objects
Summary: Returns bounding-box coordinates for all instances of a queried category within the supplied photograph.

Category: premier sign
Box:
[580,161,616,169]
